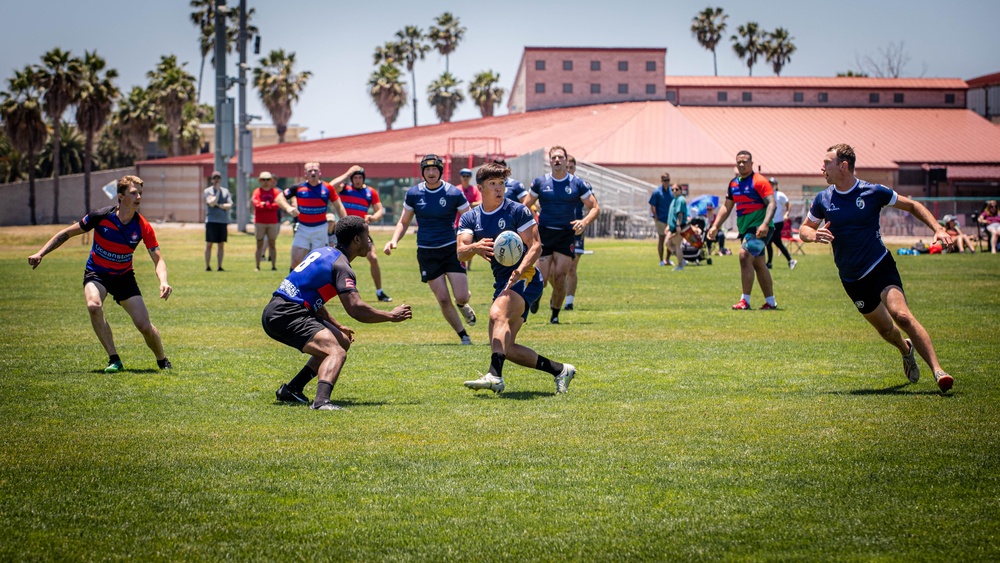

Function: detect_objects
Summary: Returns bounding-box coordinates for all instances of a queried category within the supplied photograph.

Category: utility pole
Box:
[213,0,228,195]
[235,0,251,232]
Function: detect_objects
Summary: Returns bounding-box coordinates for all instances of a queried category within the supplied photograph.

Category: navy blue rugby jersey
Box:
[808,179,897,282]
[457,199,538,287]
[403,181,470,248]
[529,173,592,230]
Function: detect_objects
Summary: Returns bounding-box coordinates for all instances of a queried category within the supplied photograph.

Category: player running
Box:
[266,216,412,410]
[287,162,358,271]
[457,162,577,394]
[28,175,173,373]
[336,167,392,302]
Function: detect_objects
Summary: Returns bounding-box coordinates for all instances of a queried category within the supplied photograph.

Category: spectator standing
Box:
[649,172,675,266]
[666,184,688,271]
[252,171,297,271]
[204,170,232,271]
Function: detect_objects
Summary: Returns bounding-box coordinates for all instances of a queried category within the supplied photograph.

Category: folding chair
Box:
[781,221,805,255]
[971,212,991,253]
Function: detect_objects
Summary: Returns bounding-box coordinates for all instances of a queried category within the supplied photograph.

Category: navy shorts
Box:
[416,244,466,283]
[84,269,141,304]
[493,270,544,322]
[539,227,576,259]
[261,295,326,352]
[842,256,904,315]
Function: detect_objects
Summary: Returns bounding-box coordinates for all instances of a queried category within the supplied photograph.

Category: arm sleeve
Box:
[139,215,160,249]
[332,260,358,295]
[370,188,381,206]
[807,194,826,223]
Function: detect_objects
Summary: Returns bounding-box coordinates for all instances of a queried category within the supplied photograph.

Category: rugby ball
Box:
[493,231,524,267]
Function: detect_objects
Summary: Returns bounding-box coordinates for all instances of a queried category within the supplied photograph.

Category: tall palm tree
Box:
[147,55,196,157]
[190,0,258,103]
[373,41,404,67]
[468,70,505,118]
[731,22,764,76]
[368,64,406,131]
[395,26,430,127]
[114,86,157,159]
[75,50,119,211]
[428,12,466,74]
[427,72,464,123]
[1,67,49,224]
[154,102,204,156]
[37,47,84,223]
[691,7,728,76]
[764,28,797,76]
[0,128,26,184]
[253,49,312,143]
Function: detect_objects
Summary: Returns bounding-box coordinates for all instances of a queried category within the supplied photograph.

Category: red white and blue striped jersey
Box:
[79,206,158,276]
[292,181,340,228]
[274,246,357,311]
[338,184,380,218]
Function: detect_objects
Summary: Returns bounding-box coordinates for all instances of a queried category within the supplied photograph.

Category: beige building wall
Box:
[134,164,210,223]
[0,167,136,226]
[197,124,308,154]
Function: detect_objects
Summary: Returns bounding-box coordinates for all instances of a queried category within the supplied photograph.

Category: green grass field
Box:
[1,225,998,561]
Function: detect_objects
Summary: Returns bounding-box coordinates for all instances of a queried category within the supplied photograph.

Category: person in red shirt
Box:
[252,171,297,271]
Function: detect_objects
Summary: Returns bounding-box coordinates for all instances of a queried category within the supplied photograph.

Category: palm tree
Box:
[114,86,157,159]
[190,0,258,103]
[1,67,49,224]
[468,70,505,118]
[154,102,204,156]
[37,47,84,223]
[147,55,197,157]
[395,26,430,127]
[373,41,404,67]
[75,50,119,211]
[38,122,89,177]
[731,22,764,76]
[764,28,797,76]
[428,12,466,74]
[368,64,406,131]
[0,129,26,184]
[253,49,312,143]
[691,7,728,76]
[427,72,464,123]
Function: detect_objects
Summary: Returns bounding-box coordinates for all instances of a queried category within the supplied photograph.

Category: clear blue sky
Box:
[2,0,997,140]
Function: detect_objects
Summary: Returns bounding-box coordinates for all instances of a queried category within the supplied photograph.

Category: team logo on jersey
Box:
[416,198,426,208]
[498,219,506,229]
[854,300,865,309]
[565,186,572,194]
[314,298,325,309]
[856,198,865,210]
[439,197,446,207]
[827,202,840,212]
[130,232,139,242]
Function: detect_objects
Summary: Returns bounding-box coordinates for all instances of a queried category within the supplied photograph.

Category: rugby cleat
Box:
[731,299,752,310]
[564,303,574,311]
[460,335,472,345]
[760,302,778,310]
[377,291,393,302]
[104,360,124,373]
[933,370,954,392]
[789,259,798,270]
[464,374,505,393]
[555,363,576,394]
[530,298,540,314]
[276,384,310,404]
[157,358,173,370]
[458,304,477,326]
[902,339,920,383]
[310,401,344,411]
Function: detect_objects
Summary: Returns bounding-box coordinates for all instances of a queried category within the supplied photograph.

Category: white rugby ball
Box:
[493,231,524,267]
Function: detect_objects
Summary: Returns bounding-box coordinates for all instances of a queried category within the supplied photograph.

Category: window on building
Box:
[717,91,728,102]
[742,91,752,102]
[591,60,601,71]
[666,91,677,102]
[535,60,545,71]
[618,83,629,94]
[869,93,880,103]
[590,83,601,94]
[793,92,804,103]
[535,83,545,94]
[563,60,573,71]
[646,84,656,95]
[618,61,628,71]
[945,93,956,104]
[894,93,905,103]
[818,92,829,103]
[646,61,656,72]
[563,83,573,94]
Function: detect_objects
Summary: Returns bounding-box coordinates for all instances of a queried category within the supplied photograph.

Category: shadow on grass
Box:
[467,390,551,400]
[89,368,161,374]
[827,383,953,396]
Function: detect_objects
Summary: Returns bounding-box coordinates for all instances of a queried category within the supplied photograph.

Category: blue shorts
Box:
[493,269,543,322]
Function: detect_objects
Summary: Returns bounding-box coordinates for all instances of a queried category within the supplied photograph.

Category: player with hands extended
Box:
[457,162,576,395]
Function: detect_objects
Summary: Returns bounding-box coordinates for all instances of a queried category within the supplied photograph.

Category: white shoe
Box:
[902,339,920,383]
[464,373,504,393]
[660,260,666,266]
[555,363,576,393]
[789,259,798,270]
[460,335,472,345]
[458,304,477,326]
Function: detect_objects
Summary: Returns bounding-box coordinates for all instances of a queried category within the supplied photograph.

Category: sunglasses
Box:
[211,176,221,179]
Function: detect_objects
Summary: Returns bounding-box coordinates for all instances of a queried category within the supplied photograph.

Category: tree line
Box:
[690,6,797,76]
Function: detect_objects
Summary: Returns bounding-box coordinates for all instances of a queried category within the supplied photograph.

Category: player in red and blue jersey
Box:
[800,143,954,392]
[383,154,477,345]
[265,216,412,410]
[457,162,576,394]
[707,150,779,310]
[524,146,600,324]
[28,175,173,373]
[287,162,357,271]
[336,168,392,302]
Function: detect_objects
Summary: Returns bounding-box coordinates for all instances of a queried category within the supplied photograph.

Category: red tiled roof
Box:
[665,75,968,90]
[945,165,1000,180]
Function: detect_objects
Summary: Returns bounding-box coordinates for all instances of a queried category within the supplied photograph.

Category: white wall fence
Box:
[0,167,136,226]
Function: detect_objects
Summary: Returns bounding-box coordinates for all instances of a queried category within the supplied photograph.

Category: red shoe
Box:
[731,299,751,310]
[760,302,778,310]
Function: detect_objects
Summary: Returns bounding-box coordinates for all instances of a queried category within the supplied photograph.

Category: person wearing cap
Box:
[457,168,482,211]
[204,170,232,271]
[765,177,797,270]
[941,214,975,253]
[287,162,358,271]
[384,154,477,345]
[335,167,393,302]
[252,171,298,271]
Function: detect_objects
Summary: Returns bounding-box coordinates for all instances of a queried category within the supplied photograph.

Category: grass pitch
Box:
[1,225,998,561]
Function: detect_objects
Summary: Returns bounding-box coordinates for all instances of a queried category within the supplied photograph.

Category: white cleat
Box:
[464,373,504,393]
[555,363,576,394]
[902,339,920,383]
[458,304,477,326]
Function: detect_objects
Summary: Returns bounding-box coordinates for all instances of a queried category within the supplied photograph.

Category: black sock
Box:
[536,355,562,376]
[489,353,506,378]
[289,365,316,391]
[458,329,469,339]
[109,354,121,364]
[313,380,334,407]
[551,307,560,319]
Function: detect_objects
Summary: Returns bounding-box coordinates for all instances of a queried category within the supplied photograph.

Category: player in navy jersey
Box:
[383,154,477,345]
[28,175,173,373]
[457,163,577,394]
[287,162,357,271]
[800,143,954,392]
[563,155,589,311]
[265,216,412,410]
[336,168,392,302]
[523,146,600,324]
[491,157,529,204]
